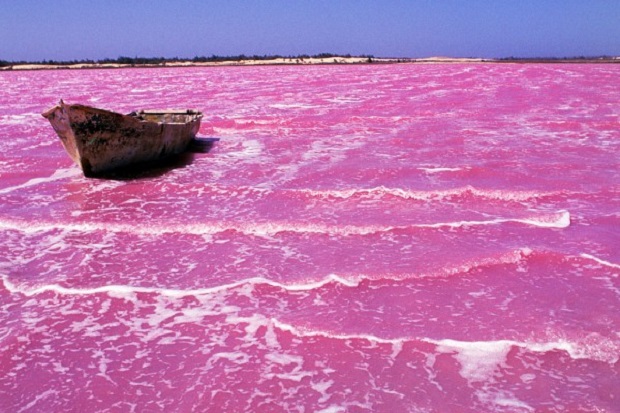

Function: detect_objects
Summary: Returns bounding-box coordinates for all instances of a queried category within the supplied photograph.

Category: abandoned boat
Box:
[42,100,203,177]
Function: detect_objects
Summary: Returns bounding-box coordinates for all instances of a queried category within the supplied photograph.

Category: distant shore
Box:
[1,55,619,71]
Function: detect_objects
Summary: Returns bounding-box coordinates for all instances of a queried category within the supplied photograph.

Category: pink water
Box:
[0,64,618,412]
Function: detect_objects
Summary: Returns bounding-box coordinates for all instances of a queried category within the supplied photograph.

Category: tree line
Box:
[0,53,376,67]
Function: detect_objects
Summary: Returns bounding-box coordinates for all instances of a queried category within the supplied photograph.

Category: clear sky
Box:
[1,0,619,61]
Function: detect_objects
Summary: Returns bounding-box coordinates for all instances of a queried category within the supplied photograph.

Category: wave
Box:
[0,210,570,237]
[0,273,359,298]
[275,318,619,366]
[0,168,81,195]
[0,113,42,126]
[417,167,463,174]
[416,210,570,229]
[4,247,585,299]
[0,247,561,299]
[0,248,525,297]
[158,183,572,204]
[4,270,615,366]
[430,336,619,374]
[267,316,618,366]
[580,253,620,269]
[297,185,567,202]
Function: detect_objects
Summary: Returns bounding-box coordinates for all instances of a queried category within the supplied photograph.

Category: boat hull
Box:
[42,101,202,177]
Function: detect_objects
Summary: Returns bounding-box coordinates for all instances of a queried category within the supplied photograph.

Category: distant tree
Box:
[117,56,135,65]
[2,52,403,68]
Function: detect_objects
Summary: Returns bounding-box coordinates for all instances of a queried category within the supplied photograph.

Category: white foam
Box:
[492,396,534,412]
[433,336,618,368]
[434,339,513,383]
[476,390,535,413]
[0,218,389,236]
[311,380,334,404]
[300,185,563,202]
[52,362,70,374]
[264,353,303,366]
[410,247,532,279]
[16,389,59,413]
[0,210,570,238]
[270,103,318,110]
[0,167,81,194]
[223,139,263,160]
[416,210,570,230]
[263,351,310,382]
[269,318,619,366]
[211,351,250,364]
[0,113,41,126]
[0,273,358,298]
[1,114,26,125]
[418,167,463,174]
[1,248,536,300]
[316,406,346,413]
[580,253,620,270]
[271,318,401,346]
[518,210,570,228]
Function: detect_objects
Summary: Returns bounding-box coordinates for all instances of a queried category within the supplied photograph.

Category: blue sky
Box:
[1,0,619,61]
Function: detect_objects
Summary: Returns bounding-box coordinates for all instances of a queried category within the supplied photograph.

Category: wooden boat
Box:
[42,100,203,177]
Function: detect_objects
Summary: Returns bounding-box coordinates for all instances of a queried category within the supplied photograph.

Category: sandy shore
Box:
[2,56,617,71]
[0,56,492,71]
[1,56,386,71]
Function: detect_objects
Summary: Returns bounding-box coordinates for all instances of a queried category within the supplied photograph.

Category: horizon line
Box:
[2,53,620,66]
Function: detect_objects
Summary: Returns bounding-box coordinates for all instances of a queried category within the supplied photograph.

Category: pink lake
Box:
[0,64,619,412]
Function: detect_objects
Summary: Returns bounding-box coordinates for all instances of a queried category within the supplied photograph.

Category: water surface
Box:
[0,64,618,412]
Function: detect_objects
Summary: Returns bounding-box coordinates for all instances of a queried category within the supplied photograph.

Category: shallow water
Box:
[0,64,619,412]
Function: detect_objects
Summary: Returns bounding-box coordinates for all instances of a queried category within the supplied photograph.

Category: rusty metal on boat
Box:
[42,100,203,177]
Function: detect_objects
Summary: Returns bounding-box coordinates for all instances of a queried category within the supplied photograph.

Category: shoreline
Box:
[1,56,618,71]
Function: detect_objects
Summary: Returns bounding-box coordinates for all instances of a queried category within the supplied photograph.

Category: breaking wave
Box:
[298,185,568,202]
[0,210,570,237]
[0,247,572,297]
[0,168,81,195]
